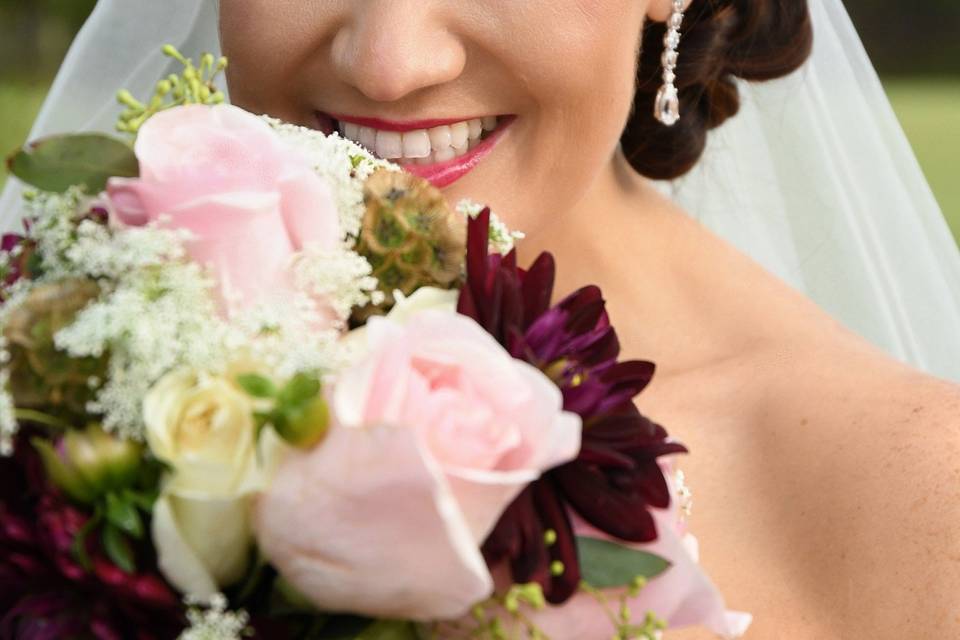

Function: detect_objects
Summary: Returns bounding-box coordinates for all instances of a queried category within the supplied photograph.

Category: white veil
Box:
[3,0,959,381]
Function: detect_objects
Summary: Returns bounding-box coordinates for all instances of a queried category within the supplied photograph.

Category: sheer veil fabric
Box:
[2,0,958,381]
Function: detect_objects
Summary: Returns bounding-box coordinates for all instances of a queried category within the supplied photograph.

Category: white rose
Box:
[380,286,459,324]
[145,368,283,598]
[342,286,459,355]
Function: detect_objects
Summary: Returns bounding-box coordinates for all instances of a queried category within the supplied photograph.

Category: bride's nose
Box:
[330,2,467,103]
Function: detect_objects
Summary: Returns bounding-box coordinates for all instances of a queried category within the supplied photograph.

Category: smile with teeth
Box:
[337,116,499,165]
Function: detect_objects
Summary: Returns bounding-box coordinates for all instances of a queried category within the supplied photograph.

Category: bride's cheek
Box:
[219,1,336,118]
[494,12,644,219]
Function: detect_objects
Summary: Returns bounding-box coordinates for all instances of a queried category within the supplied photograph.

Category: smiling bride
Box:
[2,0,959,638]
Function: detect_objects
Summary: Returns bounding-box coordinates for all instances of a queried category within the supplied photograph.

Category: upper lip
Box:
[324,111,500,133]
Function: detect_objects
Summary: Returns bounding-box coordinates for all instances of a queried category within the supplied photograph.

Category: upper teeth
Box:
[338,116,498,165]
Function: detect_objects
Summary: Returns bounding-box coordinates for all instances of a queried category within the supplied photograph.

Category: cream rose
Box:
[342,286,459,354]
[145,368,281,598]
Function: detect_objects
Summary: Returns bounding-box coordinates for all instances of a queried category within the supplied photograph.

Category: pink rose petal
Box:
[254,421,493,621]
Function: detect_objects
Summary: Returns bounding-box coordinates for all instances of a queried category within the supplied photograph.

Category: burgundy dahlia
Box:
[0,433,184,640]
[459,209,687,603]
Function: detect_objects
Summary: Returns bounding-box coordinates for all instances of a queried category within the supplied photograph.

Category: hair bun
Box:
[622,1,813,180]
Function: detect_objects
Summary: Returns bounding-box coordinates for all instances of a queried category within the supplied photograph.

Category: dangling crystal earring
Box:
[654,0,684,126]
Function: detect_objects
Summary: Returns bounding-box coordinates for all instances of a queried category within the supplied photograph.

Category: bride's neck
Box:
[513,146,661,271]
[507,147,768,378]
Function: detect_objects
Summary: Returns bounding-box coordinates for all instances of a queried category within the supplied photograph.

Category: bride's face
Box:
[220,1,661,227]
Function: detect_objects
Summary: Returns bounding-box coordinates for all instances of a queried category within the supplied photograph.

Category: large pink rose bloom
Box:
[106,104,339,313]
[254,310,582,620]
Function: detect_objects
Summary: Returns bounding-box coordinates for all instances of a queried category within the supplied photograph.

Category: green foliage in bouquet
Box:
[237,371,331,449]
[226,564,422,640]
[116,45,227,135]
[6,133,138,194]
[301,617,419,640]
[32,422,166,574]
[575,536,670,590]
[5,45,226,195]
[31,422,142,504]
[353,170,466,322]
[436,537,671,639]
[4,277,107,416]
[77,462,165,574]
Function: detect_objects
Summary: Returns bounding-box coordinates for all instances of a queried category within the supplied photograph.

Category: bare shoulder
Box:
[785,350,960,637]
[654,339,960,639]
[600,182,960,637]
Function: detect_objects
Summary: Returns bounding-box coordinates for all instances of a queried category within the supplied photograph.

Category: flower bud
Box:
[275,396,330,449]
[33,424,142,504]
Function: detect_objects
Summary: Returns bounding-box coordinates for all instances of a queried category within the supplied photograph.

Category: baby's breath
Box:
[0,369,16,456]
[292,244,382,323]
[179,594,251,640]
[225,296,347,379]
[23,188,89,276]
[674,468,693,520]
[64,217,191,278]
[54,257,224,439]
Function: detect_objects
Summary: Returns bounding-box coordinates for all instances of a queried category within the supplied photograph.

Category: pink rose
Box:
[106,104,339,313]
[254,310,582,620]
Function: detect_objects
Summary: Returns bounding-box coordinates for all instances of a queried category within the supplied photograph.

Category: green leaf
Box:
[105,492,143,539]
[268,575,321,616]
[6,133,138,193]
[232,550,270,605]
[25,250,44,279]
[277,372,322,407]
[355,620,420,640]
[122,487,158,512]
[236,373,278,398]
[254,410,273,429]
[294,617,332,640]
[31,437,97,503]
[101,523,136,573]
[70,507,102,572]
[576,536,671,589]
[293,615,368,640]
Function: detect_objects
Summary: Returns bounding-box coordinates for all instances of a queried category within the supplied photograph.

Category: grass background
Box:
[1,77,958,245]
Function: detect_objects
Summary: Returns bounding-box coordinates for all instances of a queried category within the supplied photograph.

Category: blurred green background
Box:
[0,1,958,243]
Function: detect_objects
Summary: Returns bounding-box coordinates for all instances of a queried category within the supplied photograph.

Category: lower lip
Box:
[402,117,514,188]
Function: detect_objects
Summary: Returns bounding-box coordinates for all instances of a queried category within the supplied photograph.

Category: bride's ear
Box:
[645,0,693,23]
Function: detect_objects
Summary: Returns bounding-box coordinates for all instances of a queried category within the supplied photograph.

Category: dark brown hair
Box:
[622,0,813,180]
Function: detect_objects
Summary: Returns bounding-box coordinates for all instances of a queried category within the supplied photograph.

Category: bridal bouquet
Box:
[0,49,747,639]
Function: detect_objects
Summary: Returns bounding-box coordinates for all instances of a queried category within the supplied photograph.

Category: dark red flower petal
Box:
[530,479,581,603]
[553,463,660,542]
[520,253,555,330]
[0,234,23,253]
